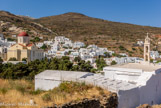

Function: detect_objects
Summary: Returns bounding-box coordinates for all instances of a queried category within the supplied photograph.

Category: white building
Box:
[55,50,67,57]
[137,40,144,46]
[103,63,161,108]
[102,33,161,108]
[150,51,160,60]
[85,58,96,64]
[36,42,44,48]
[0,33,16,47]
[70,51,79,57]
[43,41,53,46]
[73,42,85,48]
[55,36,70,43]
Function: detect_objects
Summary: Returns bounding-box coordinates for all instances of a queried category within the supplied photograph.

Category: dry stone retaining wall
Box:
[43,93,118,108]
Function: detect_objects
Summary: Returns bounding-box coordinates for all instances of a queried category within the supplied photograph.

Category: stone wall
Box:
[137,104,161,108]
[43,93,118,108]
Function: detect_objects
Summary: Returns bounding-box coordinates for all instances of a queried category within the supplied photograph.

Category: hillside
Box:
[1,11,161,57]
[0,11,55,39]
[35,12,161,57]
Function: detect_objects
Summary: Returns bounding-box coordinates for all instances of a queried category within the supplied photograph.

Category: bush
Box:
[42,93,51,102]
[22,58,27,62]
[111,61,117,65]
[119,45,126,51]
[29,89,43,95]
[9,57,17,61]
[132,48,136,51]
[0,88,8,95]
[0,57,3,63]
[53,82,92,94]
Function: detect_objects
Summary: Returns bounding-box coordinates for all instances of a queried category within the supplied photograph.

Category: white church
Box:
[103,33,161,108]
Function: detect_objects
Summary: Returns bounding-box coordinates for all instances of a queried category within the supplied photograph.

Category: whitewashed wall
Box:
[118,87,140,108]
[35,78,61,90]
[140,70,161,105]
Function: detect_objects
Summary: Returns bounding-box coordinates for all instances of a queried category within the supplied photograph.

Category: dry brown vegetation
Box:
[0,79,110,108]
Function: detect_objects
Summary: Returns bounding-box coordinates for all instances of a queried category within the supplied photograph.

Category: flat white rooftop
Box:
[111,63,161,72]
[35,70,94,81]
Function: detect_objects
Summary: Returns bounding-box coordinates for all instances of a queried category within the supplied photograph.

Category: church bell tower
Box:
[144,33,150,63]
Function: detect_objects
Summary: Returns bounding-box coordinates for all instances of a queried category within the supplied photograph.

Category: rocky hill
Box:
[0,11,55,40]
[34,12,161,56]
[1,11,161,56]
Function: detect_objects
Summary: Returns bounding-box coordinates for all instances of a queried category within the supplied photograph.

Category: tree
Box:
[96,57,107,71]
[74,57,81,62]
[41,44,47,50]
[111,61,117,65]
[34,37,40,42]
[0,56,95,79]
[119,45,126,51]
[104,52,111,58]
[22,58,27,62]
[0,57,3,63]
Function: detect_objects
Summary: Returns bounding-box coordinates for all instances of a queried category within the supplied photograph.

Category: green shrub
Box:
[119,45,126,50]
[111,61,117,65]
[0,88,8,95]
[42,93,51,102]
[29,89,43,95]
[8,57,17,61]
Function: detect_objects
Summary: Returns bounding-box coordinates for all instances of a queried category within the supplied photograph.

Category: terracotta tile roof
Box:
[18,32,29,37]
[19,44,26,47]
[27,43,33,47]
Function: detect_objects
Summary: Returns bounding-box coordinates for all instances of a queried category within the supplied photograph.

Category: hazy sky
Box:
[0,0,161,27]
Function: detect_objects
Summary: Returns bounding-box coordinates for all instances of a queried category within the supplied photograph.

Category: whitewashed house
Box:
[63,40,73,48]
[137,40,144,46]
[70,51,79,57]
[55,36,70,43]
[55,50,67,57]
[0,33,16,49]
[85,58,96,64]
[0,34,16,47]
[36,42,44,48]
[73,42,85,48]
[43,41,53,46]
[119,53,128,57]
[150,51,160,60]
[87,44,98,49]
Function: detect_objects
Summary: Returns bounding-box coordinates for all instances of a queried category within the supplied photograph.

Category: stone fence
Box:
[42,93,118,108]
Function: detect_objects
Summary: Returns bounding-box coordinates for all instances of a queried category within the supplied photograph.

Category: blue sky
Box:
[0,0,161,27]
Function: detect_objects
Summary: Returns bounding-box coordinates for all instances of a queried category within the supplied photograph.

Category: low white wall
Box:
[35,78,61,91]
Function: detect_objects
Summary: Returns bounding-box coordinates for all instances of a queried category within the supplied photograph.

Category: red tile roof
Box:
[27,43,33,47]
[18,32,29,37]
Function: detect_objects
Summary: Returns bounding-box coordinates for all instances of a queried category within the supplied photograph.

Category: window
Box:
[33,51,35,57]
[146,46,148,53]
